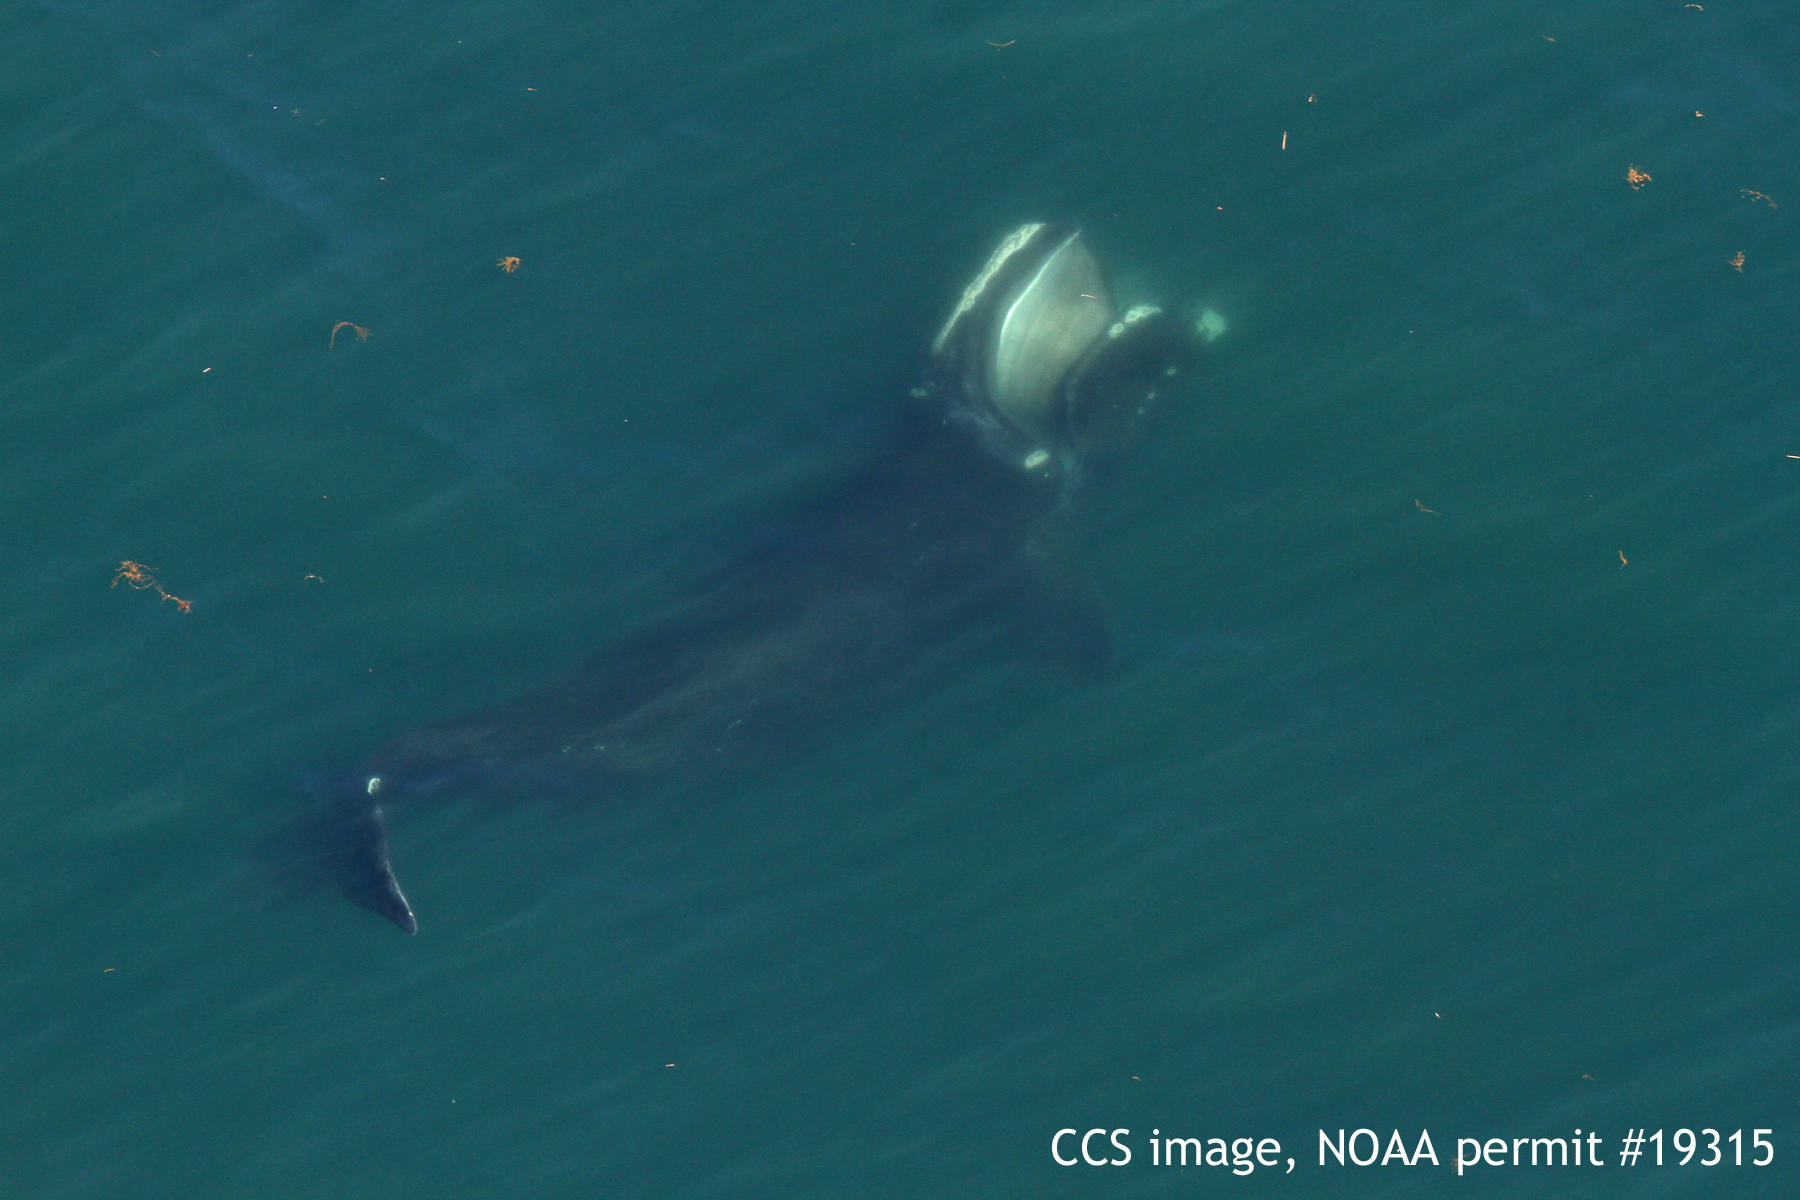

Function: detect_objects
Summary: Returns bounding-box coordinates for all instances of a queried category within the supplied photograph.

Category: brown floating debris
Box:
[1626,165,1651,190]
[497,256,521,273]
[113,561,191,612]
[1741,189,1777,210]
[330,321,371,348]
[1729,251,1745,272]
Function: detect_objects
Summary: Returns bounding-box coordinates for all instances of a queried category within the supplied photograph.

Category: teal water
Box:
[4,0,1799,1195]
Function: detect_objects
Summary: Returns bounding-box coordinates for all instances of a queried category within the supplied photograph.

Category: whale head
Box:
[927,223,1198,474]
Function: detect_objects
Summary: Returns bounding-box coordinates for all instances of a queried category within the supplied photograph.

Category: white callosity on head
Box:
[931,222,1045,356]
[987,230,1114,446]
[1196,308,1227,343]
[1107,303,1163,340]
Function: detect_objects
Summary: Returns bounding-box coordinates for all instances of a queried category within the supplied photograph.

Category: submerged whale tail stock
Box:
[301,223,1209,933]
[287,776,417,934]
[337,779,417,933]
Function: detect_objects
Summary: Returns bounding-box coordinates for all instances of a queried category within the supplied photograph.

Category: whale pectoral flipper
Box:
[328,787,418,934]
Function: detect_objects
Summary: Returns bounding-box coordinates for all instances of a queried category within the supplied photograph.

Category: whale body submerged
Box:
[318,223,1203,933]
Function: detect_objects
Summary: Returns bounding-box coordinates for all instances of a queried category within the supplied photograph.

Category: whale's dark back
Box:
[313,402,1103,932]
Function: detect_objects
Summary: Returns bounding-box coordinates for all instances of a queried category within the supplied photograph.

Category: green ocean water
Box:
[3,0,1799,1195]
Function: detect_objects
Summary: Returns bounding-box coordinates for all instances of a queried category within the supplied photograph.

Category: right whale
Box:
[316,223,1209,933]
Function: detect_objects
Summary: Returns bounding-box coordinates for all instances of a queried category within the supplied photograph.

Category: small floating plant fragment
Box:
[113,561,190,612]
[330,321,371,349]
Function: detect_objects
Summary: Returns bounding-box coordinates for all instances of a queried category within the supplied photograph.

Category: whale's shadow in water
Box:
[293,223,1205,933]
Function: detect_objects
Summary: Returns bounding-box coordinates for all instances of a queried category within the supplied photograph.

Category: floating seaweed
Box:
[112,561,191,613]
[329,321,371,349]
